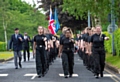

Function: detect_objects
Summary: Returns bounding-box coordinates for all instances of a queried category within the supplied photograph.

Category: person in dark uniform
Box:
[51,35,59,61]
[45,29,53,66]
[58,28,74,78]
[81,28,90,67]
[90,25,109,79]
[78,31,84,60]
[54,35,59,58]
[33,26,47,78]
[23,32,31,62]
[88,27,96,73]
[31,36,35,59]
[9,28,24,69]
[59,26,68,45]
[44,29,55,73]
[75,33,80,54]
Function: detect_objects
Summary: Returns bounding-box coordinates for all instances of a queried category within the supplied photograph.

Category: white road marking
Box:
[0,74,8,77]
[104,74,113,77]
[59,74,78,77]
[24,74,37,79]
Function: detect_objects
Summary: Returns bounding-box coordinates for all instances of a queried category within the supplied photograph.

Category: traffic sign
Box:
[107,24,118,34]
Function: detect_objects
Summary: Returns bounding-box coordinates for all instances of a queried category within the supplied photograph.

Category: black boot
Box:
[95,73,99,79]
[64,75,68,78]
[100,71,103,77]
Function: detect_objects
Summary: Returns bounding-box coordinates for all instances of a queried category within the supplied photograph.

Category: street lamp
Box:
[111,0,116,56]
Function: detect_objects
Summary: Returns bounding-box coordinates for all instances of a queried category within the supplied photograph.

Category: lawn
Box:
[0,51,13,60]
[106,53,120,69]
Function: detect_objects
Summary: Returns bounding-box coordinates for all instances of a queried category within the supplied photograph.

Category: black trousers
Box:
[23,47,30,61]
[83,49,87,66]
[92,48,105,74]
[61,50,74,75]
[36,47,46,76]
[45,50,49,68]
[89,54,94,70]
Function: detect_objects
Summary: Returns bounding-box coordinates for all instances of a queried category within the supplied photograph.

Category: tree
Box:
[39,0,88,31]
[62,0,120,26]
[0,0,48,42]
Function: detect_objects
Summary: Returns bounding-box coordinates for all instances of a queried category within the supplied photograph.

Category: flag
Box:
[48,7,56,35]
[54,8,60,33]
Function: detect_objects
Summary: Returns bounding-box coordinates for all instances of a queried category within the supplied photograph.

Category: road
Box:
[0,53,120,82]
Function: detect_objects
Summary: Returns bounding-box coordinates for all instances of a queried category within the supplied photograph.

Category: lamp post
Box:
[111,0,116,56]
[88,10,91,27]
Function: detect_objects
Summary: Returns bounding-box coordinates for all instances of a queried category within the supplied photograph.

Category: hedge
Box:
[0,42,6,51]
[103,28,120,56]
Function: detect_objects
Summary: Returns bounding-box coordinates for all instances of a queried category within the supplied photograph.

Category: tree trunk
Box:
[3,18,8,50]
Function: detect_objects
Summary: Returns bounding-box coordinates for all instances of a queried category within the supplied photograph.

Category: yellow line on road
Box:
[105,69,120,82]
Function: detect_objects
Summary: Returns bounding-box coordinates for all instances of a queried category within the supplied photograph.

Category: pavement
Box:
[0,53,120,82]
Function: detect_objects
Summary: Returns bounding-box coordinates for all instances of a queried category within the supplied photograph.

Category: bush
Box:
[103,28,120,56]
[0,42,6,51]
[103,32,112,54]
[114,29,120,56]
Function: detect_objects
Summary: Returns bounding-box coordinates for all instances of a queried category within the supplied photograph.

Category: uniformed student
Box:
[88,27,96,73]
[44,29,51,71]
[33,26,47,78]
[58,28,75,78]
[51,35,58,60]
[90,25,109,79]
[31,36,35,59]
[78,31,84,60]
[75,33,80,54]
[81,28,90,67]
[45,30,54,65]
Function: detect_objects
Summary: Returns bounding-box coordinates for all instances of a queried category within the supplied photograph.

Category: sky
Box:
[22,0,42,7]
[22,0,37,6]
[21,0,45,14]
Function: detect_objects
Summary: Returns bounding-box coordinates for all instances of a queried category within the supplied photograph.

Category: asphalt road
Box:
[0,53,120,82]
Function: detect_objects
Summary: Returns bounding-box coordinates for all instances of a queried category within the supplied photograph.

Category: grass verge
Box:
[106,53,120,69]
[0,51,13,60]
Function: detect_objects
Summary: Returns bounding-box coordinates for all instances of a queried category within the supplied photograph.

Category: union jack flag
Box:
[48,7,56,35]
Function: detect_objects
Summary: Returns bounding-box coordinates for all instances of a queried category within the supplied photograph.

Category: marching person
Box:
[75,33,80,54]
[58,28,74,78]
[80,28,90,67]
[23,32,31,62]
[90,25,109,79]
[31,36,35,59]
[9,28,24,69]
[33,26,47,78]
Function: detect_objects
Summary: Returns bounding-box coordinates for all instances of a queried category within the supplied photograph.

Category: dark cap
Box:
[14,28,19,31]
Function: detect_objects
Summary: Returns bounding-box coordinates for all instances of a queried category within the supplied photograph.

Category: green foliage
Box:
[0,42,6,51]
[103,32,112,54]
[102,22,109,31]
[57,30,62,36]
[114,29,120,56]
[62,0,120,24]
[0,0,48,41]
[103,29,120,56]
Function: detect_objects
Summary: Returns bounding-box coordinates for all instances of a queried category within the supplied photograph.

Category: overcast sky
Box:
[22,0,45,14]
[22,0,37,5]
